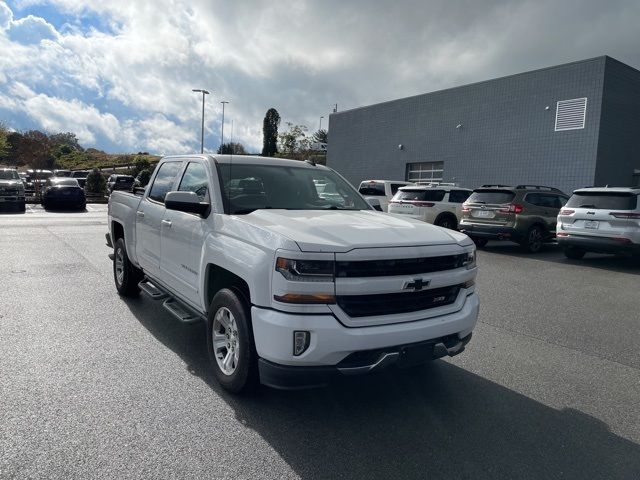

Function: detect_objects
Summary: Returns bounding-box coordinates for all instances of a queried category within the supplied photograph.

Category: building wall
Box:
[595,57,640,188]
[327,57,607,195]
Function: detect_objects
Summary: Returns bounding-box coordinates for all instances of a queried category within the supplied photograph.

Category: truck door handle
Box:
[136,211,145,218]
[161,219,172,228]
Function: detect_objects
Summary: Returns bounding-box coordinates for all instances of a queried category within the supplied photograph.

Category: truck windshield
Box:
[218,164,370,214]
[0,171,20,180]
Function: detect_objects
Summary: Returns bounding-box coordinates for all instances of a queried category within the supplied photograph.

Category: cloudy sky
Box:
[1,0,640,154]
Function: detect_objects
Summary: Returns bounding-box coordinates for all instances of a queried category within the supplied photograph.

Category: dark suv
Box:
[459,185,569,252]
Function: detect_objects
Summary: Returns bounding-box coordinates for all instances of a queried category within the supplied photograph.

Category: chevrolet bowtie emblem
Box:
[404,278,429,291]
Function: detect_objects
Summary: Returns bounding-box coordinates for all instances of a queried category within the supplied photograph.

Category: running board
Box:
[162,298,202,323]
[138,278,204,324]
[138,279,168,299]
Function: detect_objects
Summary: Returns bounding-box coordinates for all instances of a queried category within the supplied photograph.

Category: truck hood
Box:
[0,180,23,187]
[238,209,470,252]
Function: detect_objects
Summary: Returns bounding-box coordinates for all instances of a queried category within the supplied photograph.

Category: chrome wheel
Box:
[212,307,240,376]
[115,247,125,286]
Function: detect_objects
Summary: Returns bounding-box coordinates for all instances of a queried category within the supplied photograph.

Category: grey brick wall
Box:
[327,57,610,195]
[595,57,640,188]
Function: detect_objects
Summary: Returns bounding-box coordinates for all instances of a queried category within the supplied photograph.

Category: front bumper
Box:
[459,223,520,241]
[557,235,640,254]
[0,196,25,204]
[259,333,473,389]
[251,293,479,388]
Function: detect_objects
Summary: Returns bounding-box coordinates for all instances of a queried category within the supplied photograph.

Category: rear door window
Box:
[565,192,638,210]
[394,189,446,202]
[467,189,515,204]
[148,162,182,203]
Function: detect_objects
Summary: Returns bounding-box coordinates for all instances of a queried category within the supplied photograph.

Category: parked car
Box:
[26,169,53,194]
[388,184,472,229]
[557,187,640,258]
[53,169,72,177]
[41,177,86,210]
[107,174,135,193]
[71,170,89,188]
[0,168,26,212]
[459,185,569,252]
[358,180,413,212]
[108,155,479,393]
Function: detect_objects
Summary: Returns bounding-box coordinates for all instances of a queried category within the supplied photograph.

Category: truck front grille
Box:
[336,254,466,278]
[337,284,461,317]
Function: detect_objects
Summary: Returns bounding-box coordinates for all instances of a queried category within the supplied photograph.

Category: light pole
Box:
[192,88,210,153]
[319,116,324,131]
[220,101,229,152]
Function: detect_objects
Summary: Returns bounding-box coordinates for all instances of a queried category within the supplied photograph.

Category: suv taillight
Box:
[461,205,471,213]
[560,209,575,215]
[609,212,640,219]
[499,204,523,214]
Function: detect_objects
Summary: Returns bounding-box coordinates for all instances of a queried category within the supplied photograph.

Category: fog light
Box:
[293,331,310,356]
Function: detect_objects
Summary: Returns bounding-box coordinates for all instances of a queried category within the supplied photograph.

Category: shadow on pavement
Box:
[480,241,640,275]
[125,297,640,480]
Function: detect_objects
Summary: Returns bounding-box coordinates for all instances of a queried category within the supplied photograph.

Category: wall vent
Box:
[555,97,587,131]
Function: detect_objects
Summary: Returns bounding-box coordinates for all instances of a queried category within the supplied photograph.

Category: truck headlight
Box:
[276,257,335,282]
[462,250,476,270]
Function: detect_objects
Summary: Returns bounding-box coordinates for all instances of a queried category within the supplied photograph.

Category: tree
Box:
[17,130,54,169]
[312,129,328,144]
[278,122,311,159]
[132,156,151,177]
[261,108,280,157]
[0,122,9,161]
[217,142,247,155]
[85,168,106,194]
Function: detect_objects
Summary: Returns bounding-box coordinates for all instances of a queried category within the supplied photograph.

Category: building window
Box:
[555,98,587,131]
[406,162,444,183]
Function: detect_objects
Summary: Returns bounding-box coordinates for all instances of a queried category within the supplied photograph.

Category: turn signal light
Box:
[273,293,336,304]
[499,204,523,214]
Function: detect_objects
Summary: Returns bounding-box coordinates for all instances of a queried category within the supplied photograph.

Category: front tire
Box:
[563,246,586,259]
[113,237,143,297]
[472,237,488,248]
[207,288,258,394]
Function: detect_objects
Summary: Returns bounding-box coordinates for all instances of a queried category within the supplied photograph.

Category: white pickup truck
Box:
[107,155,479,393]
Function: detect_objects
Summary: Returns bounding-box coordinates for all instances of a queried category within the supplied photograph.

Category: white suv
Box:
[358,180,413,212]
[388,185,472,230]
[557,187,640,259]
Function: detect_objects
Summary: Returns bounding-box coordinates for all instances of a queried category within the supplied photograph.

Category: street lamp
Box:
[220,101,229,151]
[192,88,210,154]
[319,116,324,131]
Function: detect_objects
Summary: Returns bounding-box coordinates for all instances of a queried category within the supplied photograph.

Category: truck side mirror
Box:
[165,191,210,216]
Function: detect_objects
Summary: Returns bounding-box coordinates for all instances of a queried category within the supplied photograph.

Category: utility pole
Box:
[220,101,229,151]
[192,89,210,153]
[332,103,338,113]
[319,116,324,131]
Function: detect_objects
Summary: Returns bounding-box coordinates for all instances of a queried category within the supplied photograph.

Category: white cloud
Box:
[9,14,59,43]
[2,0,640,154]
[0,1,12,31]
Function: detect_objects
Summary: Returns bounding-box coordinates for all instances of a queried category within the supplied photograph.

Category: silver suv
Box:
[557,187,640,259]
[0,168,26,212]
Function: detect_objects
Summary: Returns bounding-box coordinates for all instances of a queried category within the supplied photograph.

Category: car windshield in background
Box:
[358,183,386,196]
[394,189,446,202]
[467,189,515,204]
[53,179,80,186]
[219,164,370,214]
[566,192,638,210]
[0,171,20,180]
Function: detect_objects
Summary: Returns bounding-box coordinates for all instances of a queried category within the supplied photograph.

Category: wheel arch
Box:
[204,264,251,313]
[434,211,458,228]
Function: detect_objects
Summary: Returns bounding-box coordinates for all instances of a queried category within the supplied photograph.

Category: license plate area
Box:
[472,209,495,218]
[585,220,599,229]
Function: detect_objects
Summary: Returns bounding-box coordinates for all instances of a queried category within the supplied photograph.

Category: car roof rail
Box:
[515,184,562,192]
[480,184,512,188]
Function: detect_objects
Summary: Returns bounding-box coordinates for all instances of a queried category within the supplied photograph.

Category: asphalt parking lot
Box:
[1,206,639,479]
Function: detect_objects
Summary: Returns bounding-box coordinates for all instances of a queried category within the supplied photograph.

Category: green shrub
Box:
[85,168,106,194]
[137,168,152,187]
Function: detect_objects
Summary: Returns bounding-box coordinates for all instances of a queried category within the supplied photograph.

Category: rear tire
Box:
[472,237,488,248]
[521,225,544,253]
[113,238,143,297]
[435,215,457,230]
[563,246,586,259]
[207,288,258,394]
